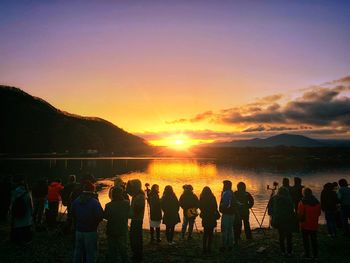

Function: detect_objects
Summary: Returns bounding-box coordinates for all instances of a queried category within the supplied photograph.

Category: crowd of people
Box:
[1,173,350,263]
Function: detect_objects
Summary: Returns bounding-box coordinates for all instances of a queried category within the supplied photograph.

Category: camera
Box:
[267,181,278,190]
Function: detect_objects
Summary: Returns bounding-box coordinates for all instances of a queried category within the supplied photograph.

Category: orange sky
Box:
[1,1,350,146]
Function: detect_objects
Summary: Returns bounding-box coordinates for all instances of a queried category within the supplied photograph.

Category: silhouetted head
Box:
[111,186,124,201]
[151,184,159,194]
[223,180,232,191]
[339,179,348,187]
[183,184,193,192]
[114,177,126,188]
[303,187,313,198]
[163,185,175,198]
[237,182,246,192]
[282,178,290,187]
[69,174,76,183]
[126,179,143,197]
[323,183,333,191]
[294,177,302,186]
[200,186,213,200]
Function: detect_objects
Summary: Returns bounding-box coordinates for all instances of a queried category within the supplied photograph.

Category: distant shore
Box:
[1,220,350,263]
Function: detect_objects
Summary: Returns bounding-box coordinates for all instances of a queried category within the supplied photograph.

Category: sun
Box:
[149,133,214,151]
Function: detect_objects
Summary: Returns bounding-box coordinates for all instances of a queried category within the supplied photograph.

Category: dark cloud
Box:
[162,76,350,140]
[243,125,310,133]
[220,85,350,127]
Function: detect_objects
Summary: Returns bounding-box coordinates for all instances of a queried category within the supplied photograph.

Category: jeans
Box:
[221,214,234,248]
[165,225,175,242]
[48,201,59,227]
[203,226,214,252]
[234,214,252,241]
[73,231,98,263]
[107,235,129,263]
[278,229,292,254]
[130,220,143,261]
[181,216,195,238]
[325,211,337,237]
[33,198,46,225]
[302,230,318,258]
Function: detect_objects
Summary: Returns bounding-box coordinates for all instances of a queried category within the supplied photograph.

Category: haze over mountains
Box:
[210,134,350,148]
[0,86,151,156]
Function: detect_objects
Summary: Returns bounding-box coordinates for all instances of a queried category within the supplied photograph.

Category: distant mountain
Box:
[0,85,151,156]
[211,134,328,148]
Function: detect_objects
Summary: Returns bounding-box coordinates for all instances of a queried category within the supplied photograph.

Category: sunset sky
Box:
[1,1,350,146]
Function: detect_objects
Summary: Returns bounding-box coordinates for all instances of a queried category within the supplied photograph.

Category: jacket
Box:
[298,195,321,231]
[219,190,238,215]
[321,189,338,212]
[271,194,295,232]
[104,199,130,237]
[161,194,180,226]
[11,186,33,228]
[72,192,103,232]
[234,190,254,219]
[199,194,218,228]
[47,182,64,202]
[338,186,350,207]
[179,190,199,218]
[148,191,162,221]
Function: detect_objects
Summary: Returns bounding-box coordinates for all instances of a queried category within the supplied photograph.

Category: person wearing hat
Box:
[179,184,199,240]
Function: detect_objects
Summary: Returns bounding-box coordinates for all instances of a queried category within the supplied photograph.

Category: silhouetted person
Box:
[72,186,103,263]
[179,184,199,240]
[148,184,162,242]
[298,188,321,260]
[282,178,292,194]
[161,185,180,245]
[108,177,129,201]
[291,177,304,211]
[337,178,350,235]
[219,180,238,251]
[104,187,131,263]
[234,182,254,241]
[10,174,33,245]
[0,175,12,221]
[61,175,80,231]
[199,186,219,254]
[47,178,64,228]
[126,179,145,262]
[81,174,96,192]
[321,183,339,238]
[271,187,295,256]
[31,178,48,226]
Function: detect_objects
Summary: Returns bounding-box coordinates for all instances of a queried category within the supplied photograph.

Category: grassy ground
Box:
[0,221,350,263]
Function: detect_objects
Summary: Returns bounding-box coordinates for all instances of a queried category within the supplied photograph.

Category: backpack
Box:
[12,192,27,218]
[186,208,199,218]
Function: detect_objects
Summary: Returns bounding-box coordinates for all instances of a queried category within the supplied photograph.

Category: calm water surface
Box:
[1,158,349,230]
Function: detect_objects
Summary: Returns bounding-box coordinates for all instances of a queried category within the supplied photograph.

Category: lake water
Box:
[1,157,349,230]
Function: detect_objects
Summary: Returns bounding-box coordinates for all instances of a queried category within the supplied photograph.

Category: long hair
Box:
[200,186,214,200]
[163,185,176,199]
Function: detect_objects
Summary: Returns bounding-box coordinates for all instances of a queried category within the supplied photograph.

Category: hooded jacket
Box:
[298,195,321,231]
[72,192,103,232]
[47,182,64,202]
[11,185,33,228]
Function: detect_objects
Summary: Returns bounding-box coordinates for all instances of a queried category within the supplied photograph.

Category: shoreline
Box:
[1,220,350,263]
